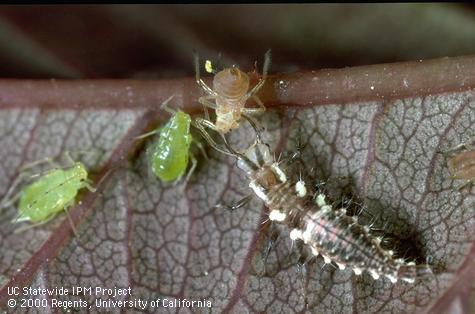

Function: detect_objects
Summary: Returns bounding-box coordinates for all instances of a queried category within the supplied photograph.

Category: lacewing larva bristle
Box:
[194,124,432,284]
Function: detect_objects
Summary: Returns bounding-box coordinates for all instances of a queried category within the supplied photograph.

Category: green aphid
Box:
[150,110,193,181]
[17,162,93,224]
[137,96,203,184]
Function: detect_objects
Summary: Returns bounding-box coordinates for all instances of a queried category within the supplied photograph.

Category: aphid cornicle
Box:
[194,50,271,134]
[0,155,95,230]
[136,96,201,184]
[194,124,432,284]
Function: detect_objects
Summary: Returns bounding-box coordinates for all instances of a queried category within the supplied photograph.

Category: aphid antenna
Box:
[245,49,272,98]
[135,95,178,141]
[18,156,60,173]
[90,167,116,192]
[159,95,178,115]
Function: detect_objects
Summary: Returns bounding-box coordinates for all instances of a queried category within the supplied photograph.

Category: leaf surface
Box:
[0,58,474,314]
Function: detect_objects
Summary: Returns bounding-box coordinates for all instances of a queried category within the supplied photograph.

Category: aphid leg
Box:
[13,214,57,234]
[192,120,236,158]
[215,194,253,211]
[194,117,221,135]
[242,114,264,143]
[194,51,217,96]
[82,179,97,193]
[245,50,271,98]
[63,201,80,238]
[198,95,218,122]
[193,139,209,161]
[0,171,34,209]
[250,95,266,112]
[178,153,197,189]
[0,187,26,210]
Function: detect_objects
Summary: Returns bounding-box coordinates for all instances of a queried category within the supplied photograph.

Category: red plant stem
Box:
[0,55,474,111]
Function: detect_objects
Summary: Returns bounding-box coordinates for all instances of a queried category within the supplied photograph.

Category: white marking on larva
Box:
[402,277,415,283]
[407,261,416,266]
[369,269,380,280]
[315,194,326,207]
[295,180,307,197]
[310,246,319,256]
[336,262,346,270]
[322,255,331,264]
[302,227,312,243]
[271,163,287,183]
[387,250,394,256]
[249,181,269,202]
[269,210,286,222]
[386,273,398,283]
[353,267,362,275]
[289,228,303,241]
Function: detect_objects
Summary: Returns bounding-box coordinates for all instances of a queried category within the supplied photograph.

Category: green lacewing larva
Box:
[193,121,433,284]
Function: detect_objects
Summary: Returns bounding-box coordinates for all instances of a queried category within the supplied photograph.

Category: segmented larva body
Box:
[237,143,431,284]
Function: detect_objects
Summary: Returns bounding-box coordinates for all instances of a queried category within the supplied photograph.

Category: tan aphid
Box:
[194,50,271,134]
